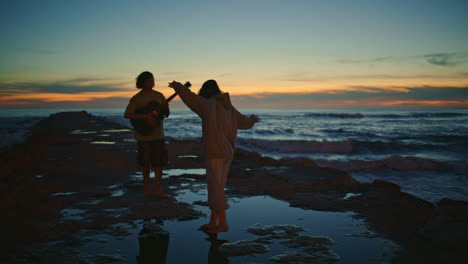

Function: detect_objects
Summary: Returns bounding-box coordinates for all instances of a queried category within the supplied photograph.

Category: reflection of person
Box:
[137,220,169,264]
[207,236,228,264]
[169,79,260,233]
[125,71,169,198]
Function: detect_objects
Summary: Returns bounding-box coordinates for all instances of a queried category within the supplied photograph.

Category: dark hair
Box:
[136,71,154,89]
[198,80,222,98]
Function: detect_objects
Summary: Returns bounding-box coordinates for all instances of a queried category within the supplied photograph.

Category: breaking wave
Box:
[315,155,446,172]
[304,113,364,118]
[304,112,466,119]
[236,138,423,154]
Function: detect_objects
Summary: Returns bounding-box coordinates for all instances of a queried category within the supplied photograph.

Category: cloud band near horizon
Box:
[1,78,467,109]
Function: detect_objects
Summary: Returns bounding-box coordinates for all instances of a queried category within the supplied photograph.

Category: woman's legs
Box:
[201,209,228,233]
[202,159,231,233]
[215,209,228,232]
[201,210,218,229]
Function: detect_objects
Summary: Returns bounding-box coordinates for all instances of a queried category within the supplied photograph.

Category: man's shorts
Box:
[137,140,168,168]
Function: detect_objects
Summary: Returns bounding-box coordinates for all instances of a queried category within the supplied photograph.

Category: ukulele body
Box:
[130,100,167,136]
[129,81,191,136]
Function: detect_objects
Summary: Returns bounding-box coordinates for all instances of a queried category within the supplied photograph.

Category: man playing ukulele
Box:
[125,71,169,198]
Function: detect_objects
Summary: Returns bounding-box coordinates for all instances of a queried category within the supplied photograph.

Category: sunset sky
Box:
[1,0,467,109]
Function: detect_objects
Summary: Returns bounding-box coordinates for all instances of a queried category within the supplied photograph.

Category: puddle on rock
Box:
[130,172,143,181]
[74,189,400,263]
[60,208,87,221]
[81,199,102,206]
[341,193,362,200]
[177,155,199,158]
[101,129,132,133]
[70,130,97,135]
[110,189,126,197]
[90,141,115,145]
[51,192,78,196]
[163,168,206,177]
[103,208,130,218]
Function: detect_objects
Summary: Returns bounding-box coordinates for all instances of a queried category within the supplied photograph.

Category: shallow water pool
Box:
[78,182,400,263]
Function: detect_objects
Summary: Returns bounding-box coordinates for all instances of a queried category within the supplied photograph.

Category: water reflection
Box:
[207,235,228,264]
[137,219,169,264]
[75,193,399,263]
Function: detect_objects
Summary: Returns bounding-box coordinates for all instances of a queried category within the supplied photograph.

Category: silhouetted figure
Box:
[137,220,169,264]
[207,236,229,264]
[169,80,260,233]
[125,72,169,198]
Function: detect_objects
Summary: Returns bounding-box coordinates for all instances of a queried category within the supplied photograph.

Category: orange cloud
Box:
[0,91,134,103]
[381,100,468,107]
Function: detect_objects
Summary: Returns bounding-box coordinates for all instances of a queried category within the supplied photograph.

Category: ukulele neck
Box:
[166,92,178,103]
[166,82,191,103]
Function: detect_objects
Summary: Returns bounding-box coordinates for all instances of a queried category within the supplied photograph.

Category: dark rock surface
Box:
[418,198,468,249]
[2,111,467,262]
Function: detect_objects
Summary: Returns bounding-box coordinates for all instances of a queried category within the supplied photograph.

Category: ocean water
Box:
[1,108,467,203]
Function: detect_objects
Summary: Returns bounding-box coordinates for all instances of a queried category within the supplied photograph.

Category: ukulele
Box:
[131,81,191,135]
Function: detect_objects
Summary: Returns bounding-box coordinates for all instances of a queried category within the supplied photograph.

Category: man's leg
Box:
[138,141,153,197]
[154,167,167,198]
[142,166,152,196]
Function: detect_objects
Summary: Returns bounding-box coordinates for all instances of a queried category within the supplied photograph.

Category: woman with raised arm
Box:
[169,79,260,234]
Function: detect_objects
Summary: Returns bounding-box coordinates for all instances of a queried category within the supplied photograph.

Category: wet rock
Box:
[138,222,169,264]
[278,157,319,167]
[193,200,209,207]
[305,249,340,262]
[381,155,443,170]
[418,198,468,249]
[139,221,169,240]
[354,185,435,242]
[234,148,263,162]
[260,166,355,187]
[270,251,314,264]
[247,224,306,237]
[217,240,270,256]
[372,180,400,192]
[177,215,199,221]
[252,236,274,244]
[94,253,127,263]
[280,236,334,249]
[289,191,351,211]
[317,155,444,172]
[270,250,340,264]
[344,231,379,238]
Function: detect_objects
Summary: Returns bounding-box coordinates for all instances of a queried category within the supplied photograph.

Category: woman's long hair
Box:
[198,80,222,98]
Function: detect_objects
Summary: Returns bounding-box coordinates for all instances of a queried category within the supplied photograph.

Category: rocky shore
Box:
[1,111,467,263]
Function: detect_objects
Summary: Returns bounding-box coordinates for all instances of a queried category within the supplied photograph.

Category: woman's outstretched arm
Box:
[168,81,209,118]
